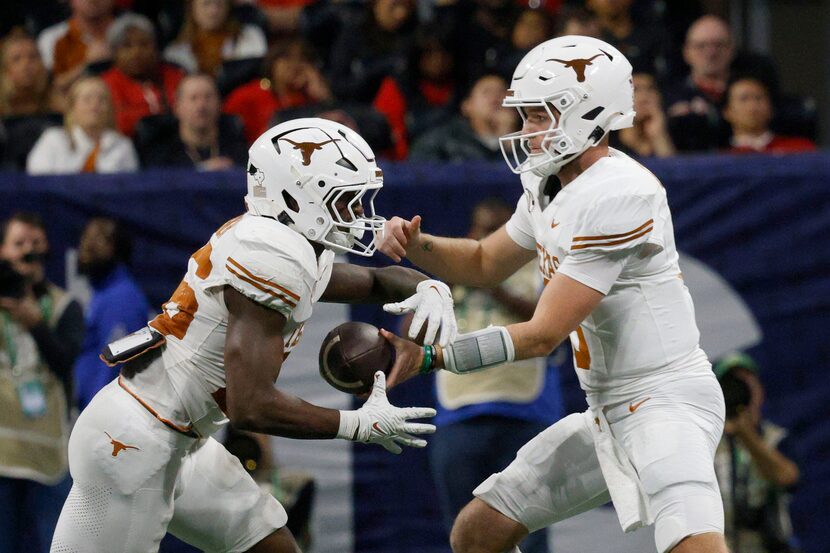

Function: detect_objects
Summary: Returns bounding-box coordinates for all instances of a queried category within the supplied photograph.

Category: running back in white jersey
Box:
[506,149,709,406]
[125,213,334,437]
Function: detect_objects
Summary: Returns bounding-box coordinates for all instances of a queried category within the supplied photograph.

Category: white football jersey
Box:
[125,213,334,436]
[506,149,710,406]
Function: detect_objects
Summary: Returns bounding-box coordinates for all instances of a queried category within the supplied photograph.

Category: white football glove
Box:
[383,279,458,346]
[337,372,436,454]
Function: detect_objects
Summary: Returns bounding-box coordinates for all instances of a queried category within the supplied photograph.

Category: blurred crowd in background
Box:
[0,0,820,176]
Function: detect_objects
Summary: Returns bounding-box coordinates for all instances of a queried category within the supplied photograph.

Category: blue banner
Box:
[1,153,828,552]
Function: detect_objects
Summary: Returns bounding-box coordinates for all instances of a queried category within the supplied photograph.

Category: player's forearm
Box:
[507,320,566,360]
[229,387,341,439]
[508,273,603,360]
[369,265,429,302]
[322,264,430,303]
[225,332,341,439]
[407,233,497,287]
[432,276,596,372]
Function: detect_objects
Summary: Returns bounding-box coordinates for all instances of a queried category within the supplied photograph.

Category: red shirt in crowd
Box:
[728,133,816,155]
[372,77,409,160]
[224,79,314,144]
[101,64,185,137]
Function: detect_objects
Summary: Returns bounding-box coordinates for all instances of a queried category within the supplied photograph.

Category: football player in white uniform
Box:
[51,118,455,553]
[378,37,727,553]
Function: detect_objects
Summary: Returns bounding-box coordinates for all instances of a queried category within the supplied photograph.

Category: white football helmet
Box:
[246,118,385,256]
[499,35,635,177]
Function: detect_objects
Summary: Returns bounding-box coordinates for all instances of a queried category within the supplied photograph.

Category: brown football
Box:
[318,321,395,394]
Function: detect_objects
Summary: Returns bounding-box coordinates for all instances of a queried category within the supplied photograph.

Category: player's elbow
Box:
[226,394,264,432]
[226,394,254,430]
[224,351,268,432]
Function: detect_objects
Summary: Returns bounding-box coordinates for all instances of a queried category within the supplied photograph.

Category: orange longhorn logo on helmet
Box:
[548,50,614,83]
[279,138,340,166]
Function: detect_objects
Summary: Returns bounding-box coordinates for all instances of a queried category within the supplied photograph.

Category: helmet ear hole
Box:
[281,190,300,213]
[587,125,605,144]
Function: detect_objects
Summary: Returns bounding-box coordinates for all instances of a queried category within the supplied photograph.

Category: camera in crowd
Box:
[714,352,758,419]
[719,370,752,419]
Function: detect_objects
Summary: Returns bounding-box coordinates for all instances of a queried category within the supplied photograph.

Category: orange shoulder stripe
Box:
[226,265,298,308]
[572,219,654,242]
[226,257,301,301]
[571,225,653,250]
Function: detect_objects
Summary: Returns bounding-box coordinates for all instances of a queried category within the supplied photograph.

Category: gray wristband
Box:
[443,326,515,374]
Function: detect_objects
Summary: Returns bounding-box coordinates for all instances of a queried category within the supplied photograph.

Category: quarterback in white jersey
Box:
[51,119,456,553]
[378,37,727,553]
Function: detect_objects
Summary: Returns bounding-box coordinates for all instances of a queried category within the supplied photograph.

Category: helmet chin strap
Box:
[324,229,354,252]
[321,225,366,254]
[531,157,562,177]
[529,147,578,178]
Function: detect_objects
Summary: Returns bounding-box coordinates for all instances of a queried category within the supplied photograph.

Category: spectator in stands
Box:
[0,29,64,171]
[327,0,418,103]
[139,74,247,169]
[498,8,555,77]
[556,6,601,38]
[723,77,815,155]
[512,8,553,52]
[224,38,332,145]
[0,212,84,553]
[410,74,517,162]
[26,76,139,174]
[665,15,734,152]
[0,29,61,117]
[613,72,676,158]
[37,0,115,94]
[433,0,518,89]
[101,14,186,137]
[587,0,668,77]
[424,198,561,553]
[385,26,459,142]
[262,31,412,159]
[257,0,313,36]
[73,217,149,411]
[163,0,267,75]
[713,353,801,553]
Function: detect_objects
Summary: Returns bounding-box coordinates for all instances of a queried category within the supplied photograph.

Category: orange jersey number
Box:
[150,216,241,339]
[572,326,591,370]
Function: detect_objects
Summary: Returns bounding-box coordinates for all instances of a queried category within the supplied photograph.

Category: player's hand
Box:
[383,279,457,346]
[339,372,436,454]
[379,328,425,388]
[377,215,421,262]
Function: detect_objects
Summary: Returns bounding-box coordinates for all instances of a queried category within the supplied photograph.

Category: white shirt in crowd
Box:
[162,25,267,74]
[37,21,71,70]
[27,126,139,175]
